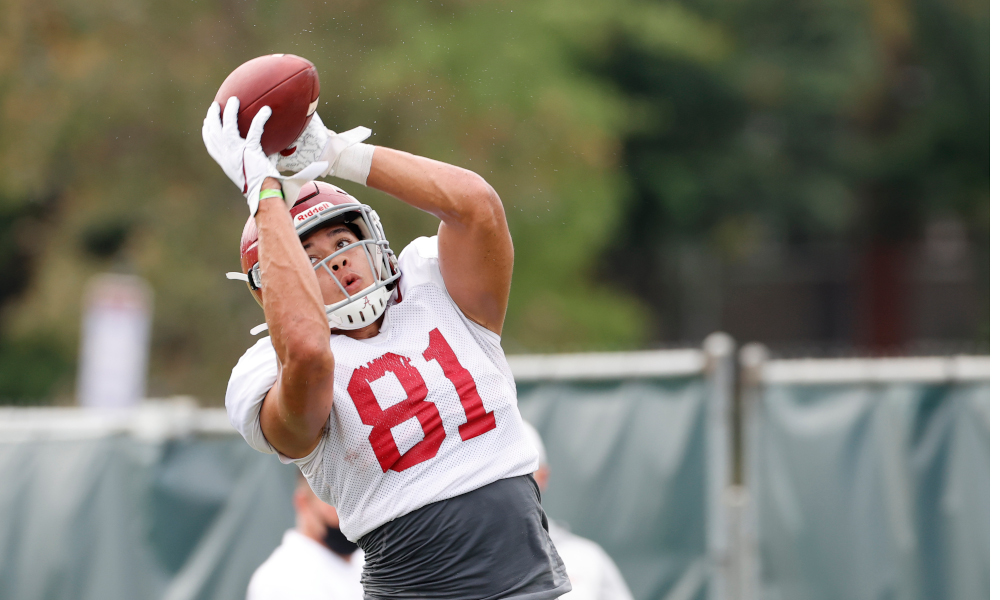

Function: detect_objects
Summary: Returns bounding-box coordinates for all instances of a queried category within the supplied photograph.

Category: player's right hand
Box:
[202,97,280,215]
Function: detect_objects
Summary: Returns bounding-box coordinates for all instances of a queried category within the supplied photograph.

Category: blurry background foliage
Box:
[0,0,987,405]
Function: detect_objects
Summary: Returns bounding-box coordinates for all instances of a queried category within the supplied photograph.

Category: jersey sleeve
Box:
[225,337,285,460]
[397,235,502,348]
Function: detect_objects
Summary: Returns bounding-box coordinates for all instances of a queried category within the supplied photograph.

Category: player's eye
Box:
[309,256,320,265]
[336,238,351,249]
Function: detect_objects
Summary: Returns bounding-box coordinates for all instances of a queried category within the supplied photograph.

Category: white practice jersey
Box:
[227,236,538,541]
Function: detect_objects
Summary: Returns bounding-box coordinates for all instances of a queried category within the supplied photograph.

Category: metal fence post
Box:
[704,332,735,600]
[735,343,768,600]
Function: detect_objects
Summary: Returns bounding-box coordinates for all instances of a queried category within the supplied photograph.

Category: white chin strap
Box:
[246,282,392,336]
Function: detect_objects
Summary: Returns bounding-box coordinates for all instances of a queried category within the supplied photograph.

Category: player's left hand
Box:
[274,112,331,173]
[273,113,373,182]
[202,97,280,215]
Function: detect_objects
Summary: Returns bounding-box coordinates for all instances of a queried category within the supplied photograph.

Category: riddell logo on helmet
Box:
[294,202,335,224]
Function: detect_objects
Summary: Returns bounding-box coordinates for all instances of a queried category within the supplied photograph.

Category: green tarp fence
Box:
[520,377,709,600]
[0,407,299,600]
[0,341,733,600]
[0,347,988,600]
[742,355,990,600]
[510,341,734,600]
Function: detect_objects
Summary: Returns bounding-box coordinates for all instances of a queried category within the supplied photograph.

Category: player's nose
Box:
[329,257,349,271]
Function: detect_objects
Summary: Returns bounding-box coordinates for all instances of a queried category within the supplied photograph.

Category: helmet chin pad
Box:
[325,282,393,330]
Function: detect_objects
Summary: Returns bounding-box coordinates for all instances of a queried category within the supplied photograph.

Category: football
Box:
[214,54,320,156]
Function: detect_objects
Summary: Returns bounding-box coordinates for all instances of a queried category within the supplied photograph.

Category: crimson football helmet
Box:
[229,182,400,333]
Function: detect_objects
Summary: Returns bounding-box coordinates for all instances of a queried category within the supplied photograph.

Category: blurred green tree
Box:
[588,0,988,347]
[0,0,675,404]
[0,0,985,404]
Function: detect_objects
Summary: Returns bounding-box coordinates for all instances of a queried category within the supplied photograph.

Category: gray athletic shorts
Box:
[357,474,571,600]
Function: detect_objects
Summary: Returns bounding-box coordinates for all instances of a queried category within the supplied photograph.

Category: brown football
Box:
[214,54,320,156]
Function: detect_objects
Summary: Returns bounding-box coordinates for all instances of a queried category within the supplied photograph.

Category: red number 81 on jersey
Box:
[347,328,497,472]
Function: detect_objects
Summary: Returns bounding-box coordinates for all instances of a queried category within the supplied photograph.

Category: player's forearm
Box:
[255,182,332,370]
[364,146,513,333]
[261,366,331,458]
[365,147,505,229]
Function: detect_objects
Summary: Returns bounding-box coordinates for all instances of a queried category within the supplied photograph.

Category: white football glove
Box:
[274,113,331,172]
[202,98,280,215]
[273,113,374,185]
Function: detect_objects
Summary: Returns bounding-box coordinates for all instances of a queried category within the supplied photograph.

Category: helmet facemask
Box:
[231,198,400,336]
[295,203,400,331]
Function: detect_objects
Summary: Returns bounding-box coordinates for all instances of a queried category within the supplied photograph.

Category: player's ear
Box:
[533,465,551,493]
[292,485,310,512]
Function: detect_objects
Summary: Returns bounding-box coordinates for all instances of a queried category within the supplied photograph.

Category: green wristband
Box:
[259,188,284,202]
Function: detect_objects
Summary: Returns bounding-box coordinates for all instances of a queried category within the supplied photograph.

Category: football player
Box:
[203,99,570,600]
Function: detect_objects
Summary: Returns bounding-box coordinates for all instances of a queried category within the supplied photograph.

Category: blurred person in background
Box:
[247,474,363,600]
[523,421,634,600]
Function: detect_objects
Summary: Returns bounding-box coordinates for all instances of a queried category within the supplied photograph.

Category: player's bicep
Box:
[436,192,514,335]
[259,361,333,460]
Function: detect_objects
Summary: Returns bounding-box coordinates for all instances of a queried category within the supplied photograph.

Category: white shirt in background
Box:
[247,529,364,600]
[548,523,634,600]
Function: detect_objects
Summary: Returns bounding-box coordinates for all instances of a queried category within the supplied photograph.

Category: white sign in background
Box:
[76,274,153,408]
